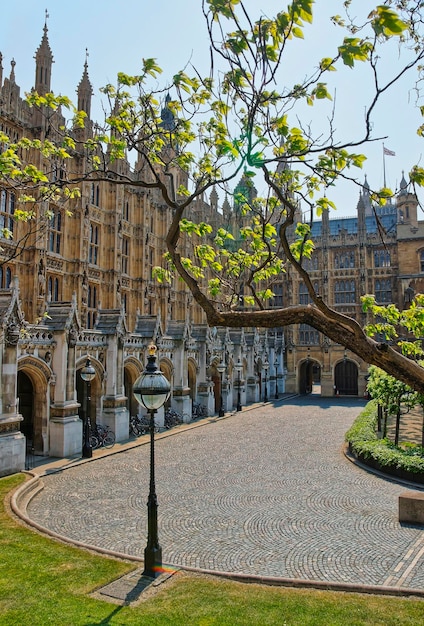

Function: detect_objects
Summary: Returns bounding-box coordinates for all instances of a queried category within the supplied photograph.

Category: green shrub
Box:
[346,402,424,475]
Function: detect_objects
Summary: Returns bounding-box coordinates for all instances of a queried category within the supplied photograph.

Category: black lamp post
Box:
[217,360,226,417]
[235,358,243,411]
[133,344,171,579]
[274,357,279,400]
[80,357,95,458]
[263,360,269,403]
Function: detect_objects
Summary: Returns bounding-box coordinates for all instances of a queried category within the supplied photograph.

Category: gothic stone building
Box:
[282,176,424,398]
[0,21,422,476]
[0,22,283,476]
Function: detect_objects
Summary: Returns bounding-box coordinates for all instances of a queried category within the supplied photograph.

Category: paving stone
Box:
[26,397,424,592]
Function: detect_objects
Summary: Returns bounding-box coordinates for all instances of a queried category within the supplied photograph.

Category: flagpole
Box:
[382,143,387,188]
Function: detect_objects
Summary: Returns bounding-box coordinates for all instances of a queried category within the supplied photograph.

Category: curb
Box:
[10,396,424,602]
[9,476,424,600]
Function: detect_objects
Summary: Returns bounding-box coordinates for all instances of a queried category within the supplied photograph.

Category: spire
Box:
[160,93,176,131]
[362,175,373,217]
[77,49,93,118]
[0,52,3,88]
[210,187,218,211]
[34,10,54,95]
[399,170,408,196]
[9,59,16,83]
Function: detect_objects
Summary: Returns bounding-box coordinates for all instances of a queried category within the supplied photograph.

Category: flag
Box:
[383,146,395,156]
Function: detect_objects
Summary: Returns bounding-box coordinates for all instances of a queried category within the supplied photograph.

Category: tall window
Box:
[334,280,356,304]
[375,278,392,303]
[123,200,130,221]
[89,224,99,265]
[374,249,391,268]
[302,256,319,271]
[299,324,320,345]
[87,284,98,328]
[420,250,424,272]
[48,210,62,254]
[122,237,129,274]
[90,183,100,206]
[149,247,154,279]
[272,283,283,307]
[299,282,319,305]
[0,188,15,236]
[47,276,61,301]
[0,265,12,288]
[334,251,355,269]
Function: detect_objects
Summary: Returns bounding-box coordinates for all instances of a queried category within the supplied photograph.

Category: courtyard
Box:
[24,397,424,592]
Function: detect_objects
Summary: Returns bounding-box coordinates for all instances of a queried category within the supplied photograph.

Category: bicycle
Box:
[90,424,115,449]
[130,414,160,436]
[129,415,147,437]
[192,402,207,420]
[164,408,183,430]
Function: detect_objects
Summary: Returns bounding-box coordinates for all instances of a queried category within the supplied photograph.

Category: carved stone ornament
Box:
[6,321,20,346]
[68,326,78,347]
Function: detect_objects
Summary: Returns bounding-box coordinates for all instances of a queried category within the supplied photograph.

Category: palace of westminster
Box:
[1,22,424,475]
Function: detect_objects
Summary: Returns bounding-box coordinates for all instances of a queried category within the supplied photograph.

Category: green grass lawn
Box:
[1,474,423,625]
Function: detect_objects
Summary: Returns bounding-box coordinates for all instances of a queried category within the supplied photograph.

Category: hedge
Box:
[345,400,424,482]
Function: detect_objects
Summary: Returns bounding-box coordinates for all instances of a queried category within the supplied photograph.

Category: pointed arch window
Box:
[299,324,320,345]
[47,275,61,302]
[0,265,13,288]
[375,278,392,303]
[0,188,15,236]
[90,183,100,206]
[48,209,62,254]
[87,284,98,329]
[334,251,355,269]
[89,224,99,265]
[299,282,319,305]
[334,280,356,304]
[374,249,391,268]
[5,266,11,288]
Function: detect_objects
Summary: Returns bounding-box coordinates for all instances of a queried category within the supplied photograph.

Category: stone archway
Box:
[17,357,51,455]
[158,358,173,409]
[123,357,143,418]
[210,362,221,413]
[17,372,33,444]
[76,357,103,428]
[299,359,321,395]
[188,358,197,400]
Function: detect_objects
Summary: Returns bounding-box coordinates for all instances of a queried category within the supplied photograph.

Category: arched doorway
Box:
[159,358,173,409]
[299,359,315,394]
[334,359,358,395]
[188,359,197,400]
[76,360,102,429]
[123,357,144,417]
[17,371,34,445]
[124,367,139,417]
[210,364,221,413]
[17,358,50,455]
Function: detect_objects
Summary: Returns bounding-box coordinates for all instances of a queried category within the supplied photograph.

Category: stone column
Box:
[102,334,129,441]
[49,329,82,458]
[0,322,25,476]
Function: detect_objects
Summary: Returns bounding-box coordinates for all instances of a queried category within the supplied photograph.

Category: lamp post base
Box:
[143,545,163,579]
[82,444,92,459]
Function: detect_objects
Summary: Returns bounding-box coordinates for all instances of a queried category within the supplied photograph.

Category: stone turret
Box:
[34,14,53,96]
[396,171,418,227]
[77,50,93,119]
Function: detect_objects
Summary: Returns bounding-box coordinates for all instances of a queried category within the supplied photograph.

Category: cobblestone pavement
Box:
[26,397,424,591]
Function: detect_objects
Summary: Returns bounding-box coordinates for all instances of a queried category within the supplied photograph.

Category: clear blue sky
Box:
[2,0,423,217]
